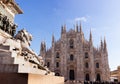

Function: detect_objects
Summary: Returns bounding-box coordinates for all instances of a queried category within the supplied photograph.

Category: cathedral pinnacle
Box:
[89,29,93,45]
[61,24,66,33]
[61,25,64,34]
[100,39,104,51]
[80,22,83,34]
[90,29,92,41]
[52,34,55,43]
[104,37,106,48]
[104,37,107,53]
[76,22,79,32]
[63,24,66,32]
[40,41,46,52]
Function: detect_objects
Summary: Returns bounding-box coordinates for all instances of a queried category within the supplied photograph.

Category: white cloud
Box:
[67,16,88,24]
[74,17,87,22]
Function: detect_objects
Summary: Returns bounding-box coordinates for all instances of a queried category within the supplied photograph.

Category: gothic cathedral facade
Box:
[40,24,110,82]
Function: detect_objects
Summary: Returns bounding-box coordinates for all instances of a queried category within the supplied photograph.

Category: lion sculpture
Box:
[15,29,48,71]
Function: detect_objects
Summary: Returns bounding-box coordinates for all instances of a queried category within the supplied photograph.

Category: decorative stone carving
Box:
[0,15,3,29]
[0,15,18,36]
[11,24,17,36]
[2,0,13,4]
[2,16,7,31]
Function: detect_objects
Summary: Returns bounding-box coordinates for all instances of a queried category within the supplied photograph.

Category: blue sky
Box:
[15,0,120,71]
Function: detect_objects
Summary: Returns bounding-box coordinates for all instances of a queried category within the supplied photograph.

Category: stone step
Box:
[0,45,10,50]
[0,64,18,73]
[0,56,14,64]
[0,49,12,57]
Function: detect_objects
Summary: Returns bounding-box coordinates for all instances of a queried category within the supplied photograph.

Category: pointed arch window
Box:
[56,52,60,58]
[69,70,75,80]
[69,39,74,49]
[96,73,101,81]
[70,54,74,61]
[85,52,89,58]
[85,73,90,81]
[96,63,99,68]
[56,62,59,68]
[85,62,89,68]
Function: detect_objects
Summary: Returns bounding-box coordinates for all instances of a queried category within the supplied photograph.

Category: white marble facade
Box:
[40,24,110,82]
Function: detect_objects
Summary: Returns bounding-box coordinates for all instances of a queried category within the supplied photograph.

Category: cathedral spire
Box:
[40,42,43,51]
[61,24,66,34]
[104,37,107,53]
[104,37,106,48]
[43,41,46,50]
[63,24,66,33]
[89,29,93,46]
[100,39,103,51]
[61,25,64,34]
[52,34,55,43]
[40,41,46,53]
[89,29,92,41]
[76,22,79,32]
[80,22,83,34]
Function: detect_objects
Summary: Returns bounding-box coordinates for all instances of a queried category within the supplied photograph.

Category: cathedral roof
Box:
[67,29,76,36]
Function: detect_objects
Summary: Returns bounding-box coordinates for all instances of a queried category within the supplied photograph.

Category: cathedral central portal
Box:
[69,70,75,80]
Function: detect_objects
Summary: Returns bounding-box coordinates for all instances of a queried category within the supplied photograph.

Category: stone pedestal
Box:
[0,73,64,84]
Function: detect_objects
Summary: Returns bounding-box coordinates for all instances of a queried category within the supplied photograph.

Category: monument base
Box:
[0,73,64,84]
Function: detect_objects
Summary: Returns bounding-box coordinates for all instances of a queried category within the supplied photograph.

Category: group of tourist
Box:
[84,81,120,84]
[0,14,17,36]
[65,80,120,84]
